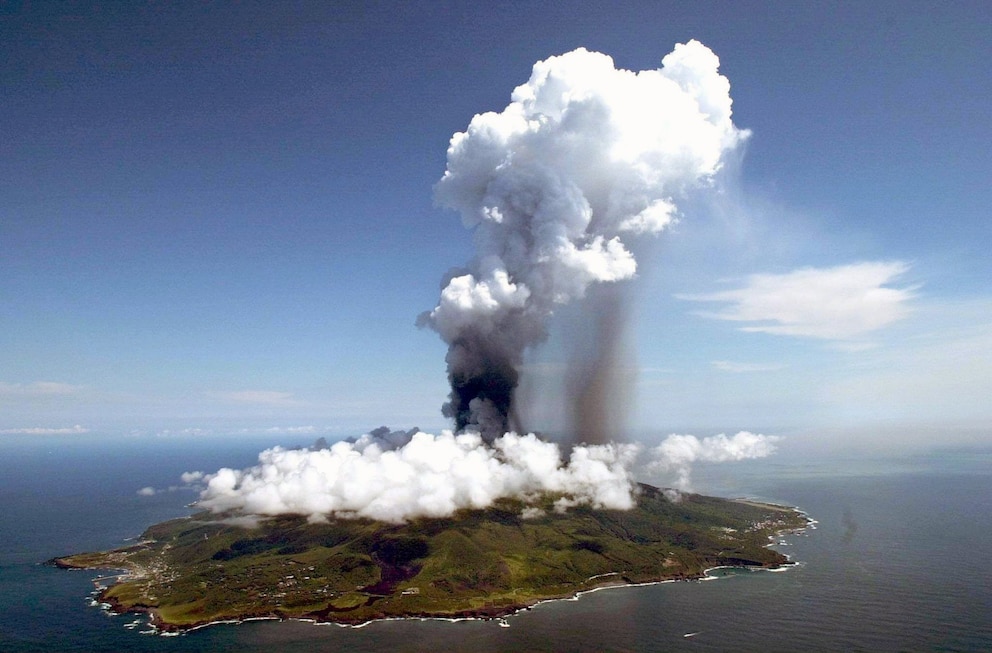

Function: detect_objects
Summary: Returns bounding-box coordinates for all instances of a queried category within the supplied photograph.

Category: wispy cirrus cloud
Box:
[678,261,916,342]
[257,425,323,434]
[0,382,85,398]
[711,360,787,373]
[209,390,303,407]
[153,425,331,438]
[0,425,90,435]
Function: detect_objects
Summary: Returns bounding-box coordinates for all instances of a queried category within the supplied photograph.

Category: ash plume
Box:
[419,41,746,441]
[565,287,634,446]
[182,42,768,525]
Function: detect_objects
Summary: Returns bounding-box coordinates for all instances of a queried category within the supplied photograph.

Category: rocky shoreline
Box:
[52,491,811,634]
[62,561,793,635]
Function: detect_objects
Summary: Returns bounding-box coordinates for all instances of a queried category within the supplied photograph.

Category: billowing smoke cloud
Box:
[191,430,639,523]
[181,43,769,525]
[419,41,746,441]
[649,431,781,491]
[186,429,780,523]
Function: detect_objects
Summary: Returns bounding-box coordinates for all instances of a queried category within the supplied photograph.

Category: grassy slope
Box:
[55,485,807,630]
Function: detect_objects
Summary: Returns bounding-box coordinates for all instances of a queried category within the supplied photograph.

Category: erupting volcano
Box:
[55,42,806,634]
[418,41,746,443]
[185,41,778,525]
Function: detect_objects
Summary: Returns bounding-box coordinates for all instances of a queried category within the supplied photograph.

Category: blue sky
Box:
[2,1,990,448]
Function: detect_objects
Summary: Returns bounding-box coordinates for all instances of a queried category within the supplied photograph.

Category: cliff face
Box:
[54,485,808,631]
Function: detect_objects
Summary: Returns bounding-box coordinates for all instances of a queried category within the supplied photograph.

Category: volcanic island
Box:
[53,484,808,633]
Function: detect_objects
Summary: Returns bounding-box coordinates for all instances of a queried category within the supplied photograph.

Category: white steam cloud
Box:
[419,41,747,441]
[192,431,639,523]
[650,431,781,491]
[187,429,779,523]
[181,43,774,524]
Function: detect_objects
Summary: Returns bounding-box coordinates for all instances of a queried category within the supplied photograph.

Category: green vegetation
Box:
[53,484,807,632]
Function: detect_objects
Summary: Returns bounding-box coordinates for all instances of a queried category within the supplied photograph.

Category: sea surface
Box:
[1,433,990,652]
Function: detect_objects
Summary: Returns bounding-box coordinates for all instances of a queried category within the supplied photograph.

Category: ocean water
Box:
[1,434,990,652]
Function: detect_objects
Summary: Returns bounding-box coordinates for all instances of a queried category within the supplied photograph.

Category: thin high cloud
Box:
[679,262,915,341]
[153,425,332,437]
[0,425,90,435]
[0,382,84,398]
[209,390,303,407]
[711,360,787,373]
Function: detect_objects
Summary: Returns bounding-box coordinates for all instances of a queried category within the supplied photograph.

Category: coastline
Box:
[100,559,804,636]
[85,572,735,635]
[61,504,813,636]
[51,494,813,635]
